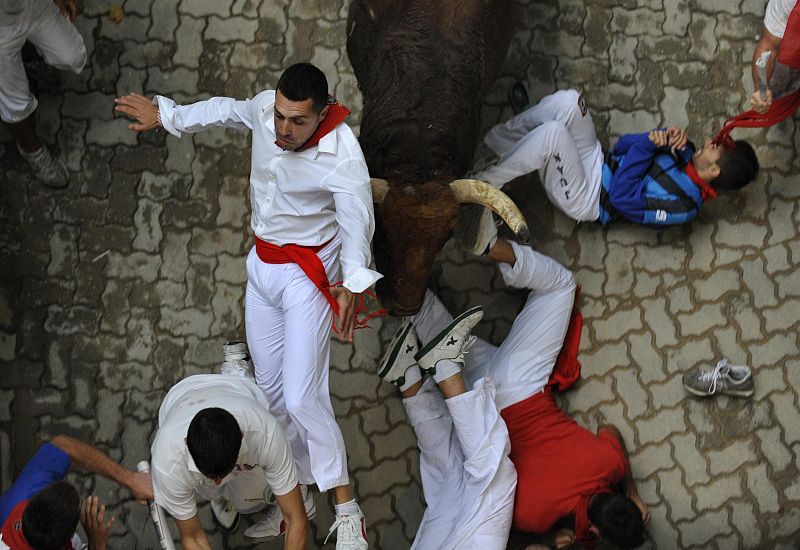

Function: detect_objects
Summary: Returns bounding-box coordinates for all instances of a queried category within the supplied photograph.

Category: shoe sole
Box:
[683,381,754,398]
[378,322,415,385]
[212,510,240,534]
[414,306,483,373]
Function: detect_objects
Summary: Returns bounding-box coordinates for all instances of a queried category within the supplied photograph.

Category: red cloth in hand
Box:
[548,286,583,391]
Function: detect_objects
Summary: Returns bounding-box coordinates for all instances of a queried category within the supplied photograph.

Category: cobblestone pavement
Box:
[0,0,798,548]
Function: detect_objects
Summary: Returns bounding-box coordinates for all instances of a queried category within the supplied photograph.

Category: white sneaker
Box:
[18,143,68,188]
[223,340,250,362]
[244,485,316,538]
[324,512,368,549]
[219,340,255,381]
[210,495,239,533]
[377,321,420,387]
[414,306,483,376]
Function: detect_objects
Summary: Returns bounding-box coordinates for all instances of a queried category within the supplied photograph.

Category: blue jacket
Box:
[598,132,703,227]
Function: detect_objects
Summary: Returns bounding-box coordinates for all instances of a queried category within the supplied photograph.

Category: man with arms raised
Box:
[117,63,378,548]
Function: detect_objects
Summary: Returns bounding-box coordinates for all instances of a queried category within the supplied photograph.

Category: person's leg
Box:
[225,467,270,515]
[0,21,41,150]
[245,249,314,485]
[25,0,86,74]
[487,239,577,410]
[473,120,598,221]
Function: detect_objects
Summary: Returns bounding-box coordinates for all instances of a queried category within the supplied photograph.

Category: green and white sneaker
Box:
[378,321,420,388]
[414,306,483,379]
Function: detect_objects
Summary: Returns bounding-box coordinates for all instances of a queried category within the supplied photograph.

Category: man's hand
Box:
[665,127,688,152]
[330,287,355,343]
[627,490,651,526]
[81,496,115,550]
[54,0,77,21]
[126,470,154,504]
[647,129,669,148]
[553,528,576,549]
[750,88,773,114]
[115,93,160,132]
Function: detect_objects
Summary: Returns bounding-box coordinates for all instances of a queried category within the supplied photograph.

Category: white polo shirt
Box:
[151,375,298,521]
[155,90,382,294]
[765,0,797,38]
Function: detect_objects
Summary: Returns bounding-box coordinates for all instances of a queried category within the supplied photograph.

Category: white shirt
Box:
[150,375,298,521]
[765,0,797,38]
[156,90,381,293]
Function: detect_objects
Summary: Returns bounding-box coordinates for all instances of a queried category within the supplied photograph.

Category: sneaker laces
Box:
[461,334,477,355]
[323,515,361,545]
[699,359,731,395]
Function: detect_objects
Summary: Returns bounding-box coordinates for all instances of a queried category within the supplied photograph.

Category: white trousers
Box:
[0,0,86,123]
[245,238,349,491]
[404,377,516,550]
[412,241,576,410]
[472,89,604,223]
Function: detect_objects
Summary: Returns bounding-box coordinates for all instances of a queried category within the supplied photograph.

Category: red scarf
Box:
[713,5,800,145]
[548,286,583,391]
[0,501,73,550]
[275,99,351,152]
[255,237,339,315]
[684,161,718,202]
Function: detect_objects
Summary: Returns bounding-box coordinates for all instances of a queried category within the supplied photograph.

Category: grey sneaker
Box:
[414,306,483,375]
[18,143,68,188]
[454,204,499,256]
[378,320,420,387]
[683,359,754,397]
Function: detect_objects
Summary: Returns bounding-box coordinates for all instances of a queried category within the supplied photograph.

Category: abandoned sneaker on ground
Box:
[378,320,422,389]
[682,359,754,397]
[18,143,68,188]
[244,485,316,538]
[324,511,368,550]
[210,494,240,533]
[415,306,483,380]
[454,204,500,256]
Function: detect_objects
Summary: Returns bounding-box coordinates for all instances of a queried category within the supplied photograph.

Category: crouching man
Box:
[150,374,309,549]
[0,434,153,549]
[380,236,649,548]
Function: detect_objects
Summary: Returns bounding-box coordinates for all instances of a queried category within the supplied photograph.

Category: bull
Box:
[347,0,530,316]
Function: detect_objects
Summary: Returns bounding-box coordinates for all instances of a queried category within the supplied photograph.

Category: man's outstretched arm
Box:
[750,27,782,113]
[596,424,650,525]
[50,435,153,502]
[175,516,213,550]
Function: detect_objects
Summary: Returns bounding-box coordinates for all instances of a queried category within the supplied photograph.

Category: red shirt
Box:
[500,389,628,545]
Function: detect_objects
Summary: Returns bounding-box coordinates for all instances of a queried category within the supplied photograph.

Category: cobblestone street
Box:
[1,0,799,548]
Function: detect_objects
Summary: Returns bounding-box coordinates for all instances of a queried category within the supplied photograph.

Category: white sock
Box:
[398,365,423,392]
[334,498,361,516]
[431,359,462,384]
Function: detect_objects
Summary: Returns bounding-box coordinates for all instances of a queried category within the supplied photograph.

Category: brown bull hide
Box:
[348,0,516,315]
[373,183,460,316]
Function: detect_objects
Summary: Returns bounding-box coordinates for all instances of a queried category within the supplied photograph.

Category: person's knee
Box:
[550,89,582,121]
[540,120,570,151]
[48,42,86,73]
[284,391,315,420]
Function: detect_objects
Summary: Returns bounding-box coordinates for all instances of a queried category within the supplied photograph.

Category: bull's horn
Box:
[450,179,530,243]
[370,178,389,203]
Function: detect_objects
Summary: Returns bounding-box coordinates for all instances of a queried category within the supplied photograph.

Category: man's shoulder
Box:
[252,89,277,110]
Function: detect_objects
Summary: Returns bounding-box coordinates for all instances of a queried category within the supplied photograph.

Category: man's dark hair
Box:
[710,140,759,191]
[587,492,645,549]
[22,481,80,550]
[276,62,329,113]
[186,408,242,479]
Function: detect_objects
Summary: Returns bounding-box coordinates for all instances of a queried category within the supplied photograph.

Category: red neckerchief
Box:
[0,501,74,550]
[274,99,351,152]
[685,161,718,202]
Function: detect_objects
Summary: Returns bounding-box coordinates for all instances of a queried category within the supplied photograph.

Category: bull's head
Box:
[370,177,529,316]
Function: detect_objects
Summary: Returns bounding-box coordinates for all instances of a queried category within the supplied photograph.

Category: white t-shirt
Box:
[765,0,797,38]
[151,375,298,521]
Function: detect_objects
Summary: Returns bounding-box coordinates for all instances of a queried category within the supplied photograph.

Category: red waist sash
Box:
[254,237,339,315]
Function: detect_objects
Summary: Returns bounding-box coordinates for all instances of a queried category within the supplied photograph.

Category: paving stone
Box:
[634,442,675,477]
[678,508,731,547]
[613,368,649,419]
[563,376,615,413]
[581,341,628,377]
[593,307,643,342]
[659,467,694,521]
[729,499,763,550]
[676,303,726,338]
[671,432,711,486]
[746,462,781,514]
[707,439,758,476]
[638,407,686,445]
[173,16,206,68]
[692,270,740,302]
[642,298,678,348]
[694,473,743,511]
